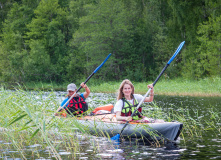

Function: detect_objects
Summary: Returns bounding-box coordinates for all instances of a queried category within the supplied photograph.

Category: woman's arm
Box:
[115,111,132,121]
[144,83,154,102]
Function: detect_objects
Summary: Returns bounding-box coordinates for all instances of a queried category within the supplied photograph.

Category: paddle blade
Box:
[94,53,111,73]
[167,41,185,64]
[110,134,120,141]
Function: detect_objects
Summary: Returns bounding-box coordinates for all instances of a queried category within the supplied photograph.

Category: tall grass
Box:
[0,88,89,159]
[0,88,220,158]
[142,102,221,142]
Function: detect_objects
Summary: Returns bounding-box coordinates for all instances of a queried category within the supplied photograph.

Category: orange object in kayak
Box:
[92,104,114,113]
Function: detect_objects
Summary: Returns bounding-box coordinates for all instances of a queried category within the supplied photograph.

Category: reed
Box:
[141,101,221,143]
[0,88,220,159]
[0,88,86,159]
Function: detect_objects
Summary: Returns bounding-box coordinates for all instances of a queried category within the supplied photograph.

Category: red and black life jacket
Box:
[120,96,142,120]
[66,95,88,116]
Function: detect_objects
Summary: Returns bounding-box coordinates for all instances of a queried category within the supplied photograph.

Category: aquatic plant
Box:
[1,88,220,159]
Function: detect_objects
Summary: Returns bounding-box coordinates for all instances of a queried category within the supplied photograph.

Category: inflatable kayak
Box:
[66,104,183,141]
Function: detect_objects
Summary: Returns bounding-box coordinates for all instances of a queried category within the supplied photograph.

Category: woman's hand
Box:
[147,83,153,89]
[147,83,154,94]
[126,116,132,121]
[116,111,133,121]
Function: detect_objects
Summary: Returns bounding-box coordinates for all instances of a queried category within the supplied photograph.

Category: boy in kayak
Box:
[55,82,90,117]
[114,79,163,123]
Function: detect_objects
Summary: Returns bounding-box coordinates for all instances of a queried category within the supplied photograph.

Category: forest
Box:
[0,0,220,84]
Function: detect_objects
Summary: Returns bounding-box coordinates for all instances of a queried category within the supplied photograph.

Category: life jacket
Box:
[121,96,142,120]
[65,95,88,116]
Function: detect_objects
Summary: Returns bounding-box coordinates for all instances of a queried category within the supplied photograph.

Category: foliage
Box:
[195,15,221,77]
[25,0,70,82]
[0,0,221,84]
[0,2,35,82]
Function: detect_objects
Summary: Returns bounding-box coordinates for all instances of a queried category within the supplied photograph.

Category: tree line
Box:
[0,0,220,84]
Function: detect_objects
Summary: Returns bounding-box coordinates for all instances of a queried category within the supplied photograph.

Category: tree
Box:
[25,0,69,82]
[179,0,221,79]
[195,15,221,77]
[0,0,15,37]
[0,1,36,82]
[71,0,133,80]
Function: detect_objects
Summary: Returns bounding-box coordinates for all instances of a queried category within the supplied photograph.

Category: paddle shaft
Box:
[119,41,185,135]
[59,53,111,110]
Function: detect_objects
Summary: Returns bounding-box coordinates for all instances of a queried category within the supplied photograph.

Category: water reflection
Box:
[75,135,184,160]
[112,139,183,159]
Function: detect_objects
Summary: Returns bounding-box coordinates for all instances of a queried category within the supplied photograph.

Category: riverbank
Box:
[91,77,221,97]
[1,77,221,97]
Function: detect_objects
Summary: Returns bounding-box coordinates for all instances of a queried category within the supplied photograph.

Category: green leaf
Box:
[30,128,40,139]
[8,114,27,126]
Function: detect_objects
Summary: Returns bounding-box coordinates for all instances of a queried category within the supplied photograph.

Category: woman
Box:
[55,82,90,116]
[114,79,162,123]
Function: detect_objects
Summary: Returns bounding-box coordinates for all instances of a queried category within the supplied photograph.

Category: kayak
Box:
[68,104,183,141]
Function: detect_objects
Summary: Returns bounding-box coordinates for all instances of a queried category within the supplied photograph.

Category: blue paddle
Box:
[58,53,111,111]
[110,41,185,141]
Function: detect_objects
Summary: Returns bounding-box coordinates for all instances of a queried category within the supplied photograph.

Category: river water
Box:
[1,92,221,159]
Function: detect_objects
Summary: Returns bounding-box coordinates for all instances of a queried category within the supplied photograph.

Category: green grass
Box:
[2,77,220,97]
[148,77,221,97]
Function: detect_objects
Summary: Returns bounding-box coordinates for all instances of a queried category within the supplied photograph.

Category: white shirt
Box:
[114,94,144,113]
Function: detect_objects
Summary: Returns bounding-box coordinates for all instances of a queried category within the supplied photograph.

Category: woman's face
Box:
[68,90,76,96]
[122,84,132,97]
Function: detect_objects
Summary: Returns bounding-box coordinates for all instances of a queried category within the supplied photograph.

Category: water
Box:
[1,92,221,159]
[154,95,221,160]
